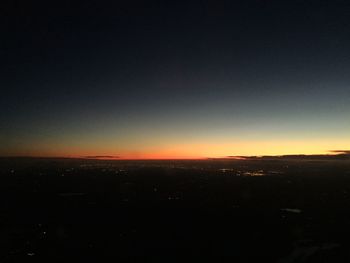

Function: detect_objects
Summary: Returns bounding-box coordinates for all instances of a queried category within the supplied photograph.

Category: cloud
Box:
[329,150,350,154]
[224,151,350,160]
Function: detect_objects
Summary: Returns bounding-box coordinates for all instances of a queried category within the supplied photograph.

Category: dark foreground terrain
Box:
[1,158,350,262]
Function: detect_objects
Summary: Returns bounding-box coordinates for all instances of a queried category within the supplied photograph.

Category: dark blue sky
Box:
[2,0,350,158]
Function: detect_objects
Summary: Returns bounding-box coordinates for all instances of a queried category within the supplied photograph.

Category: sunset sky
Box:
[2,1,350,159]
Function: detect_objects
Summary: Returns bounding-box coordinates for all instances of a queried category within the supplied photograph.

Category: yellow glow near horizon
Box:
[3,138,350,159]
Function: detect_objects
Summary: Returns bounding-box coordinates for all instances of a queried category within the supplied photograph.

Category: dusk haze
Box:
[2,1,350,159]
[2,1,350,262]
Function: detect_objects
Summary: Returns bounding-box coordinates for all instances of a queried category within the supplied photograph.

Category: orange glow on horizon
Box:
[3,138,350,160]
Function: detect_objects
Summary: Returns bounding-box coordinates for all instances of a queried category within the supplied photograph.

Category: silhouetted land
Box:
[1,157,350,262]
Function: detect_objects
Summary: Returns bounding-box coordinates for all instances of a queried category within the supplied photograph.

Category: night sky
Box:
[2,0,350,158]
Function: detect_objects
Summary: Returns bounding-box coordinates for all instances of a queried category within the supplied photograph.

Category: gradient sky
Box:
[2,0,350,158]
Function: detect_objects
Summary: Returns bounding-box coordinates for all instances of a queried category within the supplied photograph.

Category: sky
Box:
[1,0,350,159]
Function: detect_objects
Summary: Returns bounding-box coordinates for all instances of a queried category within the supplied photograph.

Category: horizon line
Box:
[1,151,349,161]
